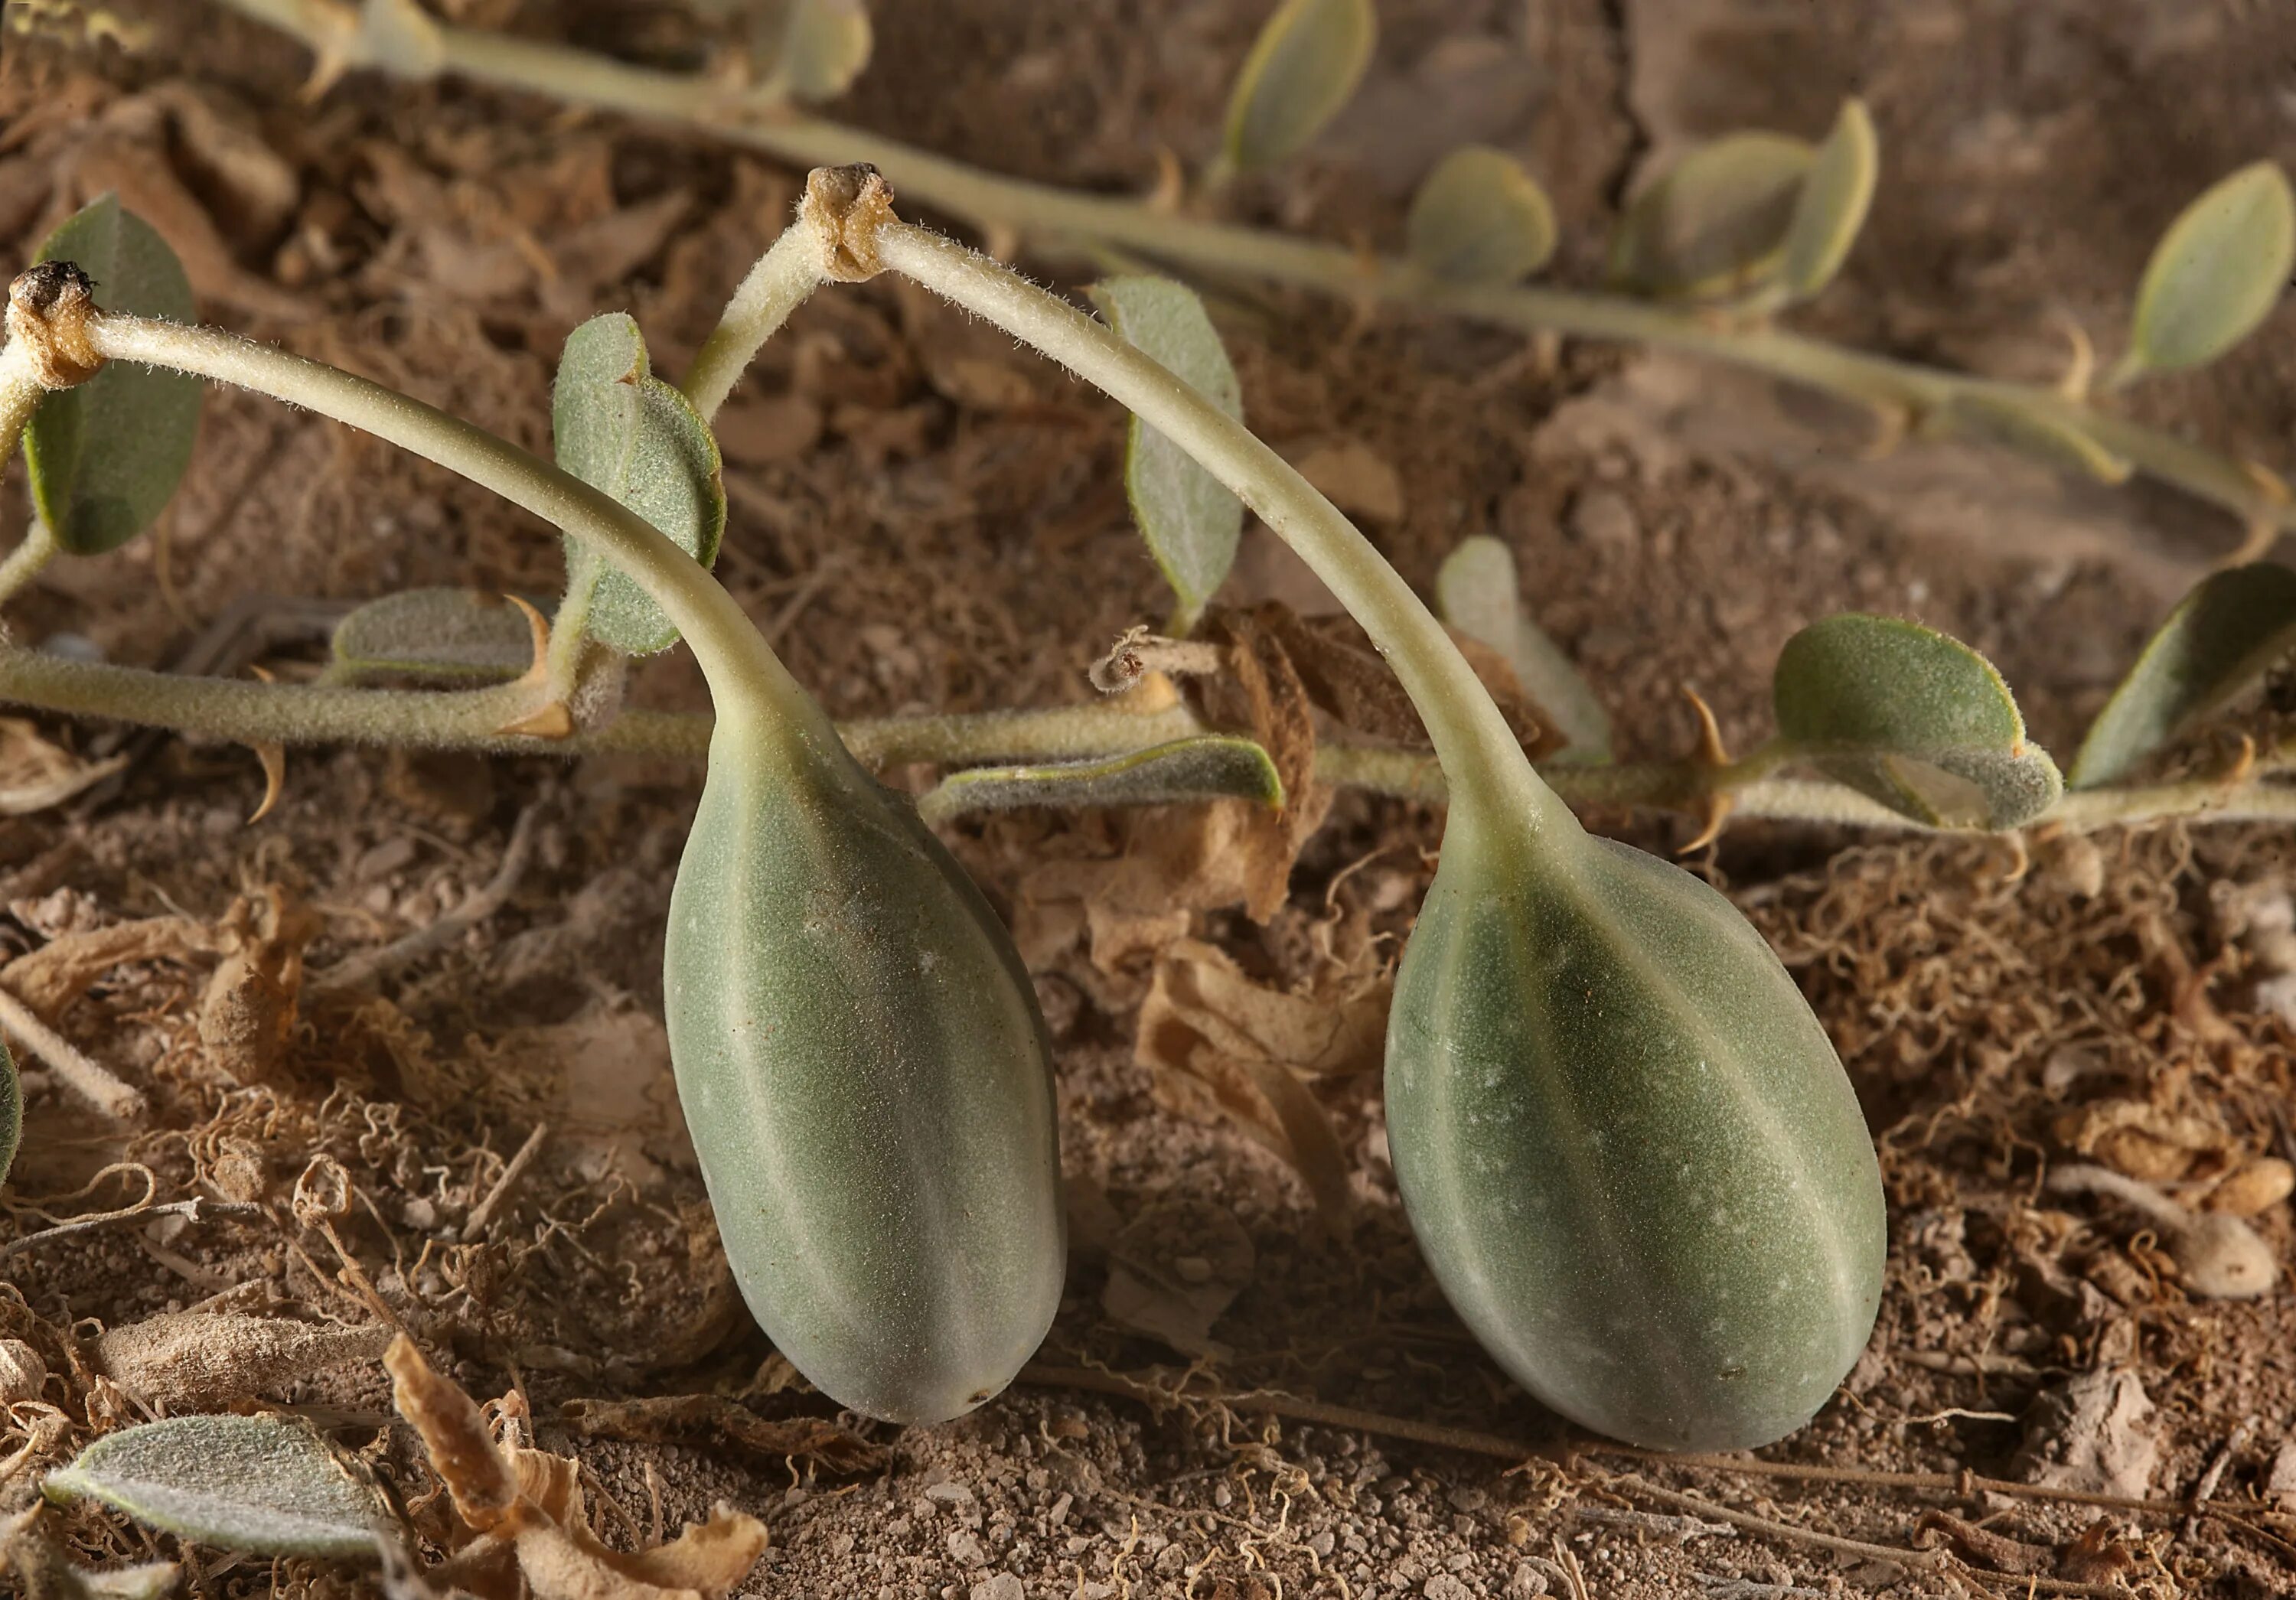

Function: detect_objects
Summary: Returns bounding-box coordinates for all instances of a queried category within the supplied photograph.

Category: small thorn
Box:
[1677,793,1733,856]
[504,592,553,683]
[2218,461,2291,569]
[496,702,575,740]
[983,221,1023,264]
[1997,831,2031,885]
[248,745,287,823]
[1147,148,1187,215]
[2048,310,2095,402]
[1681,686,1731,768]
[297,0,361,102]
[2220,732,2258,787]
[1860,401,1913,461]
[243,663,286,824]
[493,596,573,738]
[1675,687,1734,853]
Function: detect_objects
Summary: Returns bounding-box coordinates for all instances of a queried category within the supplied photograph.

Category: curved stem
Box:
[0,338,61,615]
[0,338,44,464]
[0,516,58,613]
[207,0,2296,538]
[682,224,823,421]
[87,314,840,758]
[872,222,1563,832]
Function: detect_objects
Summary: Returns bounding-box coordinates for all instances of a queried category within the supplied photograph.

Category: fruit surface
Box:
[1386,828,1886,1451]
[666,715,1064,1424]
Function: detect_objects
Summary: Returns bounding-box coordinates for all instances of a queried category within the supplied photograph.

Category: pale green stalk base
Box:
[682,226,823,421]
[208,0,2296,540]
[0,339,44,460]
[0,342,55,611]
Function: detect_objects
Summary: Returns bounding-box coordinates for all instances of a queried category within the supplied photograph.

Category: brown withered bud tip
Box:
[801,163,896,283]
[12,261,95,316]
[6,261,105,389]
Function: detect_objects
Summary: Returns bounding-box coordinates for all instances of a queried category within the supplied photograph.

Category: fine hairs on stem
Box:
[60,309,862,780]
[840,203,1565,834]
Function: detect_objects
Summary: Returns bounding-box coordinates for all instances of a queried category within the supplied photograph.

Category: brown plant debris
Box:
[384,1334,768,1600]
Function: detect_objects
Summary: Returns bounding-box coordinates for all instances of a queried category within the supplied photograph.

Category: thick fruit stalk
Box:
[667,709,1063,1424]
[1386,820,1884,1448]
[867,196,1887,1450]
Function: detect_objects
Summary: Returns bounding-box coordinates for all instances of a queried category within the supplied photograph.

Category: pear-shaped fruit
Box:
[665,711,1064,1423]
[1385,819,1885,1451]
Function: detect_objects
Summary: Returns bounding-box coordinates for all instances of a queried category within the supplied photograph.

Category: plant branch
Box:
[0,517,58,613]
[0,336,44,463]
[0,1195,261,1260]
[681,223,823,421]
[8,641,2292,834]
[870,217,1562,833]
[207,0,2296,541]
[77,312,854,765]
[0,982,144,1121]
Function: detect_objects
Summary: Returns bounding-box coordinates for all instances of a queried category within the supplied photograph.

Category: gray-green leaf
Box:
[918,736,1282,823]
[1405,146,1557,286]
[23,196,201,556]
[771,0,872,100]
[1434,535,1610,763]
[1773,614,2060,829]
[0,1038,18,1187]
[1221,0,1377,175]
[331,588,541,683]
[2069,563,2296,789]
[44,1415,383,1559]
[1608,132,1814,301]
[2117,161,2294,383]
[552,314,726,656]
[1779,99,1877,301]
[1091,278,1245,634]
[1931,389,2132,484]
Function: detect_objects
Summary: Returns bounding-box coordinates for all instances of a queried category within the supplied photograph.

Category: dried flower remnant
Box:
[383,1335,768,1600]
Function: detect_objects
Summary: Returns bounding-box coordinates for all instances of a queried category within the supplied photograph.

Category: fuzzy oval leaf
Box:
[44,1415,383,1559]
[0,1038,18,1185]
[331,588,542,683]
[922,736,1282,821]
[1934,391,2132,484]
[1435,536,1610,762]
[22,196,201,556]
[553,314,726,656]
[1090,278,1245,632]
[775,0,872,99]
[2121,161,2295,380]
[1222,0,1377,174]
[1779,99,1877,300]
[2069,563,2296,789]
[1406,146,1557,285]
[1775,614,2059,827]
[1609,132,1814,301]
